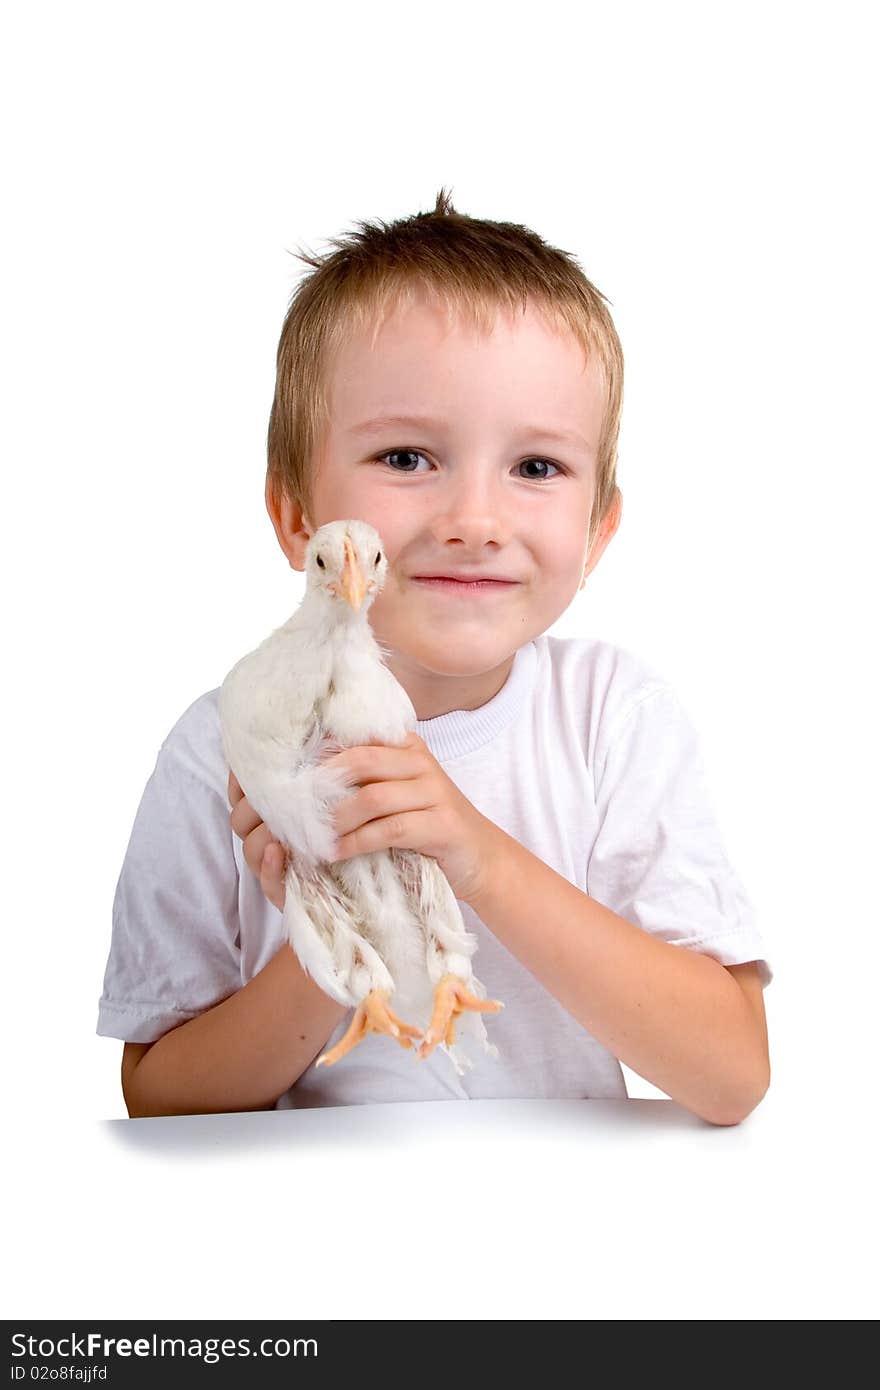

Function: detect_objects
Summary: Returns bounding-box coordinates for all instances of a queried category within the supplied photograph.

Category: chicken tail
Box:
[388,849,477,962]
[389,849,502,1071]
[282,860,395,1010]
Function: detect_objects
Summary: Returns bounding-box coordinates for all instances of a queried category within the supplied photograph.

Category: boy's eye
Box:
[377,449,431,474]
[519,458,562,481]
[375,449,563,480]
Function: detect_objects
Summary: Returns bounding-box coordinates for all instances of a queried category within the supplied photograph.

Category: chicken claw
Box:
[315,991,423,1067]
[418,973,504,1060]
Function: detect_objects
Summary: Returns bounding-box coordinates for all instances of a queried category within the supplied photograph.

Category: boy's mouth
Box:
[411,577,519,595]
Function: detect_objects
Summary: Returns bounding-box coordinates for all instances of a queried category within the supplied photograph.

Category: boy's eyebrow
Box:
[349,414,592,452]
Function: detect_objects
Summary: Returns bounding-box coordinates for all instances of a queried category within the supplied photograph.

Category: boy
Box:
[98,190,771,1124]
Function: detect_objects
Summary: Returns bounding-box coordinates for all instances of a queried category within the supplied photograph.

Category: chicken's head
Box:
[305,519,388,614]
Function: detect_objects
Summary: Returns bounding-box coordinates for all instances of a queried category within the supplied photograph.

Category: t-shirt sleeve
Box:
[96,746,244,1043]
[588,685,772,987]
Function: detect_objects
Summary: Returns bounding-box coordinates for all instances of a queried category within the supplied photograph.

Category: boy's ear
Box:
[265,476,314,571]
[580,488,622,589]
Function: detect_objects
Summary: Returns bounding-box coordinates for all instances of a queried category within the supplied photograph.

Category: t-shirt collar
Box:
[414,641,537,760]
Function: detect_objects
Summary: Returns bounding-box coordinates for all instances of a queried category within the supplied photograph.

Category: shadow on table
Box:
[103,1096,708,1160]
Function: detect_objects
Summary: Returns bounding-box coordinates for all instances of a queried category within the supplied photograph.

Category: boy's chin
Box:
[384,636,517,680]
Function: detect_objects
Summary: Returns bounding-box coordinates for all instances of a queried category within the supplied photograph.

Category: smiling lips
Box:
[412,570,518,582]
[411,576,519,595]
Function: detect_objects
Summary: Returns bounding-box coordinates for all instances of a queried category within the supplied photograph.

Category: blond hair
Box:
[267,188,624,550]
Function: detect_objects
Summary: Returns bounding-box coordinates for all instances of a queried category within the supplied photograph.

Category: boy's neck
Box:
[384,650,517,722]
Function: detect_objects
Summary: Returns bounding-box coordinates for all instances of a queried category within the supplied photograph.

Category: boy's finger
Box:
[227,769,243,806]
[260,843,287,910]
[243,823,275,877]
[264,843,286,878]
[245,824,286,879]
[230,794,264,842]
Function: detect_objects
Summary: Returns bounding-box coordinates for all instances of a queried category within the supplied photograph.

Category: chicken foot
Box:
[418,973,504,1061]
[315,991,423,1067]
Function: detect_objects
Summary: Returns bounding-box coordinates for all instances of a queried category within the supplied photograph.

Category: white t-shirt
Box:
[97,635,772,1107]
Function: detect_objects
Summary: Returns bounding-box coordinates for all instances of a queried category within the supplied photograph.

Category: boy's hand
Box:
[322,732,500,904]
[227,771,287,912]
[227,733,502,908]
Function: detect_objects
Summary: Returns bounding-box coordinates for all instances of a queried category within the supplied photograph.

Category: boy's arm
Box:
[469,828,770,1128]
[122,944,347,1118]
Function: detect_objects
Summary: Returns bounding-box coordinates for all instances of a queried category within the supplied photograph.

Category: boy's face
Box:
[271,293,620,719]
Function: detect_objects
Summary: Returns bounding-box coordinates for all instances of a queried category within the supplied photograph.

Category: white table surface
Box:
[6,1093,876,1320]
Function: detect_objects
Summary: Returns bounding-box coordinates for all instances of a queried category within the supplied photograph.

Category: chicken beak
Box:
[339,535,368,610]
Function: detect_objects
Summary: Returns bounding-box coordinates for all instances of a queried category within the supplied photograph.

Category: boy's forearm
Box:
[468,827,770,1127]
[125,944,348,1118]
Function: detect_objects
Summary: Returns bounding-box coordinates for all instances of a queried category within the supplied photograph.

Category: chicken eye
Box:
[316,555,325,569]
[375,552,381,566]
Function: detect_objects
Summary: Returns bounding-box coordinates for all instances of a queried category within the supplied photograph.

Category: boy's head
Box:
[265,189,623,715]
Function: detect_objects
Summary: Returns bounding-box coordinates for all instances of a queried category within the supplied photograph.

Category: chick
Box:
[219,519,502,1075]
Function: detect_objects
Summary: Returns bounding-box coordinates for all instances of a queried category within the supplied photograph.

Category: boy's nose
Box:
[430,479,513,549]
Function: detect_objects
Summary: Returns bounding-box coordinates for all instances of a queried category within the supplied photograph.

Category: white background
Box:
[2,0,877,1320]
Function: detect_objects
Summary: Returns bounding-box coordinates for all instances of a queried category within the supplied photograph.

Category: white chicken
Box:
[218,519,502,1076]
